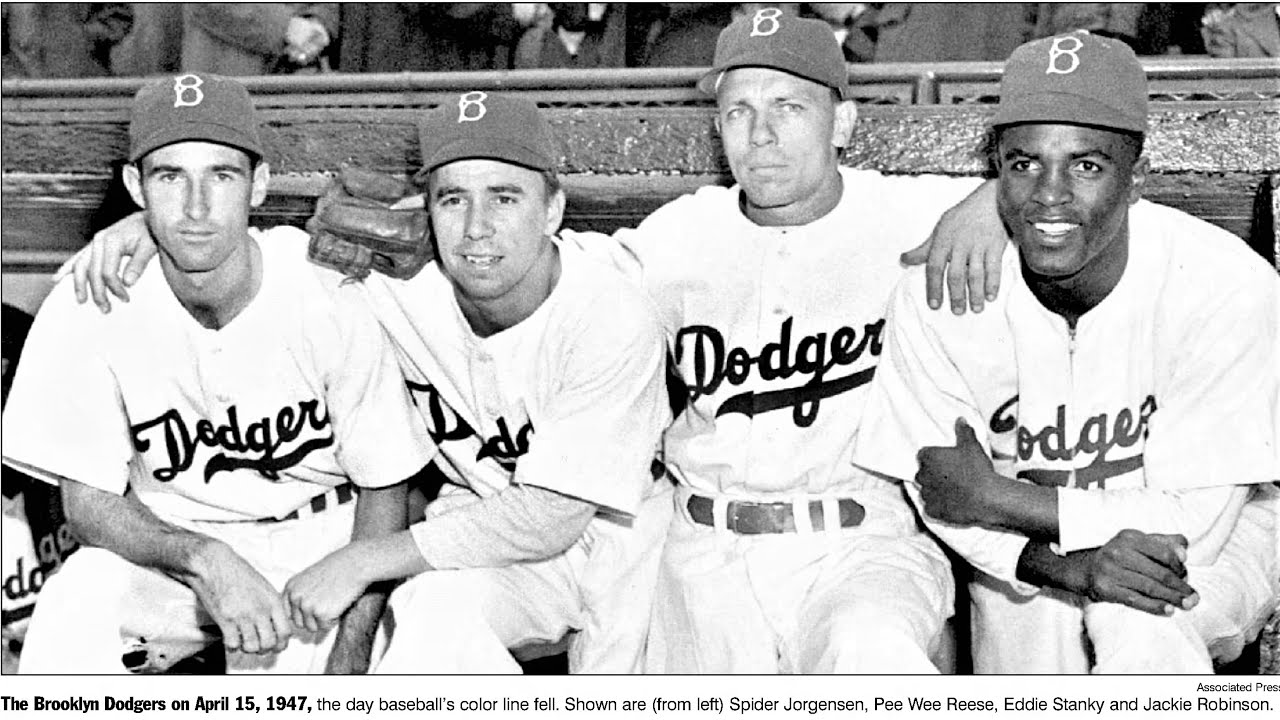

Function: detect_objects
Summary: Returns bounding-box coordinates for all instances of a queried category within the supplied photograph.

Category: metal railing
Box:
[3,57,1276,111]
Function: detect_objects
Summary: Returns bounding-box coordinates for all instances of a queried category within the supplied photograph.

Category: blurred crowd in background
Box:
[2,3,1277,81]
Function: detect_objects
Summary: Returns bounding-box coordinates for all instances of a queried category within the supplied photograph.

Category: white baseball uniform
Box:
[340,239,672,673]
[564,166,984,673]
[855,199,1280,673]
[1,227,434,673]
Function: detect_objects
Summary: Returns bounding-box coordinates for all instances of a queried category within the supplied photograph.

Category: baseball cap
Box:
[696,9,850,100]
[992,31,1147,135]
[128,73,264,163]
[414,92,560,182]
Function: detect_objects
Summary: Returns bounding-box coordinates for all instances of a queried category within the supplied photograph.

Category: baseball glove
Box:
[306,166,434,281]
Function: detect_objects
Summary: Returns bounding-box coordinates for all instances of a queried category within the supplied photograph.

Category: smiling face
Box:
[427,158,565,333]
[123,141,267,277]
[715,67,856,226]
[996,123,1147,281]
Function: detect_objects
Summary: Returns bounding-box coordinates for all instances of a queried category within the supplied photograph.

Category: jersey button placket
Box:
[207,342,232,404]
[474,351,503,420]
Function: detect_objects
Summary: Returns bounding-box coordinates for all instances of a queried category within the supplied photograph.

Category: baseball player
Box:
[854,31,1280,673]
[286,93,674,674]
[1,73,433,674]
[48,92,673,674]
[554,12,1015,673]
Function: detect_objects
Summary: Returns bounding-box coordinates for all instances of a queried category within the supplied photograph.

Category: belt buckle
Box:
[727,501,742,533]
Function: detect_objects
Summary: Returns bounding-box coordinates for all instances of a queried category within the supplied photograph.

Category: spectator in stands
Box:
[632,3,737,67]
[181,4,337,75]
[1202,3,1280,57]
[805,3,874,61]
[1029,3,1145,49]
[109,3,184,77]
[335,3,538,73]
[848,3,1032,62]
[1,3,133,79]
[514,3,629,69]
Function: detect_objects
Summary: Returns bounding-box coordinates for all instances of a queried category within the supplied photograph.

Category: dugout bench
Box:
[2,60,1278,673]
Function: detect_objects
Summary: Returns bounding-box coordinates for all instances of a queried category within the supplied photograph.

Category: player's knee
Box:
[834,602,933,651]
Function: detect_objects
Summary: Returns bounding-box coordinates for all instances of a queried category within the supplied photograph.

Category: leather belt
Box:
[262,484,356,523]
[686,494,866,534]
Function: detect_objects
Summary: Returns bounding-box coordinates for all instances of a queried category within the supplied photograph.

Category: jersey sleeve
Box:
[854,271,1036,593]
[408,483,595,570]
[1144,263,1279,489]
[320,283,435,489]
[1057,484,1248,565]
[1,283,134,494]
[512,290,670,517]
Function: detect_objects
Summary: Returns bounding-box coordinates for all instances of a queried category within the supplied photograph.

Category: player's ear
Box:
[122,163,147,210]
[250,162,271,208]
[830,99,857,150]
[1127,155,1149,206]
[543,187,566,237]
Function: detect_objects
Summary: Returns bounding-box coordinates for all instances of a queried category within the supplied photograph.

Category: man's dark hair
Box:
[134,146,261,177]
[980,125,1145,177]
[539,169,562,199]
[421,166,562,203]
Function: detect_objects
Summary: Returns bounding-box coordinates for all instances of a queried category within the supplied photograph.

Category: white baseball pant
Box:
[19,502,355,674]
[373,481,673,674]
[971,487,1278,673]
[646,480,955,673]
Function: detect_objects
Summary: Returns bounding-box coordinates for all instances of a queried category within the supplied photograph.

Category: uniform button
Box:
[217,393,231,403]
[773,306,786,316]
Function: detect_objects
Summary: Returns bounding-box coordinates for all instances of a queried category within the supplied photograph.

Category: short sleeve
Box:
[854,270,1035,592]
[1144,265,1279,489]
[1,283,134,493]
[513,291,670,517]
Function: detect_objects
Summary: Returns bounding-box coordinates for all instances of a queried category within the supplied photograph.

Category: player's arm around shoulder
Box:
[567,186,733,293]
[856,169,1004,313]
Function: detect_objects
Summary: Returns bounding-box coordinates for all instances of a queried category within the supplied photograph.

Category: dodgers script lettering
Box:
[131,401,332,483]
[407,380,533,471]
[675,317,884,427]
[988,394,1158,489]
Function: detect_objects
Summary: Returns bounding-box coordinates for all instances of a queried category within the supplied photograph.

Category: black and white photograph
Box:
[0,2,1277,709]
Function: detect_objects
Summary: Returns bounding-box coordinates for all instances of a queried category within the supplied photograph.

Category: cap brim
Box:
[697,62,850,100]
[991,92,1146,134]
[413,137,555,183]
[130,123,263,163]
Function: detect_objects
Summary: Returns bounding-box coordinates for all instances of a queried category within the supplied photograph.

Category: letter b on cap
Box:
[1046,36,1083,75]
[173,74,204,108]
[457,91,488,123]
[751,8,782,37]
